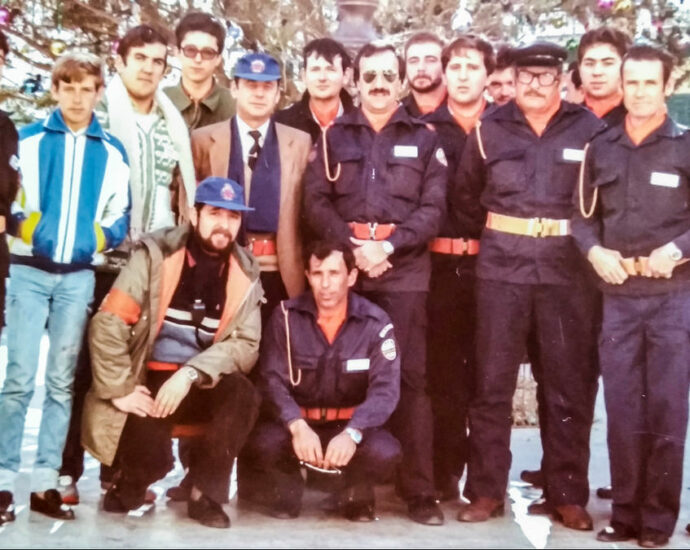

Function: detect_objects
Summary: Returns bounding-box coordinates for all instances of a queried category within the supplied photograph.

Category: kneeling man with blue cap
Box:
[81,177,265,528]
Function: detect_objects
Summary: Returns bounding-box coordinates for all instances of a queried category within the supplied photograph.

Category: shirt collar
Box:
[236,114,270,140]
[44,108,107,139]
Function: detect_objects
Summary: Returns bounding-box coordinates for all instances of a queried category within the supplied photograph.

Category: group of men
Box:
[0,9,686,548]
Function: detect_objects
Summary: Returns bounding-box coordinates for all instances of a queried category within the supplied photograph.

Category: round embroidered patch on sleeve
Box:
[435,147,448,167]
[381,338,397,361]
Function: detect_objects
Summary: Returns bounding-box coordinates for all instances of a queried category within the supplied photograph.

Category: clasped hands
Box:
[289,419,356,470]
[588,243,681,285]
[350,237,392,278]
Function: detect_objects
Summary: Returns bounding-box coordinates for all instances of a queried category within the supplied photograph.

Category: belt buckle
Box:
[535,218,555,238]
[320,407,327,421]
[369,222,378,240]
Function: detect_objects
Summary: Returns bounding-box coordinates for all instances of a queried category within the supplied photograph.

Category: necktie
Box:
[248,130,262,171]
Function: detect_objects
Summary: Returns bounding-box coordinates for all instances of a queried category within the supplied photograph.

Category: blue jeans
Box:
[0,264,94,492]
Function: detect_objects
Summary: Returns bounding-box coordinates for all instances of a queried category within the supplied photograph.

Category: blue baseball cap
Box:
[233,52,281,81]
[195,177,254,212]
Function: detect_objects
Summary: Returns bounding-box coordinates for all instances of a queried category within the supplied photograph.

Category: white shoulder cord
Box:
[280,301,301,387]
[475,120,487,161]
[578,143,597,218]
[321,127,341,182]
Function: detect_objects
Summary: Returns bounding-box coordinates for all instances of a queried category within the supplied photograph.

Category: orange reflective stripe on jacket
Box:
[100,288,141,325]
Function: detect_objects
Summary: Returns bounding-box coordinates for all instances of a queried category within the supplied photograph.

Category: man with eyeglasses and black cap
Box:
[164,11,235,131]
[452,41,603,530]
[82,176,264,529]
[303,40,447,526]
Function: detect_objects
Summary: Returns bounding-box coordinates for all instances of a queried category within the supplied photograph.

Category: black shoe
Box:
[596,485,613,499]
[341,484,376,522]
[527,497,552,516]
[596,523,638,542]
[407,495,444,526]
[30,489,75,520]
[188,494,230,529]
[102,487,130,513]
[268,496,300,520]
[0,490,15,524]
[166,483,191,502]
[520,469,544,488]
[638,528,670,548]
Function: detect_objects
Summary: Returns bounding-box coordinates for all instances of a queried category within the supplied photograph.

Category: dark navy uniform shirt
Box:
[303,105,447,292]
[572,116,690,295]
[452,100,603,285]
[259,291,401,431]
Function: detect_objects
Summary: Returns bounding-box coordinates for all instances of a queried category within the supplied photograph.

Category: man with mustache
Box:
[82,177,263,529]
[453,42,603,530]
[304,41,447,525]
[402,32,447,117]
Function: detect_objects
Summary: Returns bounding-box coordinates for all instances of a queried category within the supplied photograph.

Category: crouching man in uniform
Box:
[81,177,264,529]
[242,241,402,521]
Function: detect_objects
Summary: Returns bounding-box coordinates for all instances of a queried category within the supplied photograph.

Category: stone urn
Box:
[332,0,380,56]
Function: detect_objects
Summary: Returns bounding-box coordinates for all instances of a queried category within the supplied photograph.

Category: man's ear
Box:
[347,267,358,288]
[189,206,198,227]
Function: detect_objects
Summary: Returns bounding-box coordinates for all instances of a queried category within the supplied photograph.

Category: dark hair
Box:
[303,38,351,72]
[175,11,225,52]
[52,52,104,89]
[117,25,169,63]
[354,42,404,82]
[404,31,444,59]
[304,240,356,273]
[577,27,631,64]
[0,30,9,57]
[442,34,495,73]
[622,44,675,85]
[493,44,512,72]
[567,61,582,89]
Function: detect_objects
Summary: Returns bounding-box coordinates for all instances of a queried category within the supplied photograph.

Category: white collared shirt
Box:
[236,116,270,166]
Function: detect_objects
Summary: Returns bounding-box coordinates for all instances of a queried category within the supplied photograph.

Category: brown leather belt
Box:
[300,406,355,422]
[486,212,571,238]
[429,237,480,256]
[147,361,179,371]
[246,233,277,256]
[348,222,396,241]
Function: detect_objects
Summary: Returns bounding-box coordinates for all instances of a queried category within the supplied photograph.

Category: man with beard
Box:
[485,45,515,107]
[453,42,603,530]
[81,177,263,528]
[402,32,446,118]
[423,35,493,502]
[275,38,355,143]
[304,41,447,525]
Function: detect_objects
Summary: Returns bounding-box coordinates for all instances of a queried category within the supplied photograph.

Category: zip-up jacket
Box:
[10,109,130,272]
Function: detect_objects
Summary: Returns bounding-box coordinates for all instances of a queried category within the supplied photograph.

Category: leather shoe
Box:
[520,469,544,488]
[407,495,444,526]
[457,497,504,522]
[596,523,638,542]
[341,484,375,522]
[268,496,300,520]
[553,504,593,531]
[638,528,670,548]
[527,497,552,516]
[30,489,75,520]
[596,485,613,499]
[0,490,15,524]
[188,494,230,529]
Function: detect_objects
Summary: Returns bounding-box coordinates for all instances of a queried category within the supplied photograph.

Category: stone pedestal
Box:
[332,0,379,57]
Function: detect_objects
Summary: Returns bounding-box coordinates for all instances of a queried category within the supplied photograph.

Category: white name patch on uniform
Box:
[562,148,585,162]
[650,172,680,188]
[346,358,370,372]
[394,145,418,158]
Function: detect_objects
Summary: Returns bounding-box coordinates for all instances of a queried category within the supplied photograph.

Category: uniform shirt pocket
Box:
[486,148,528,194]
[330,147,364,197]
[386,156,425,201]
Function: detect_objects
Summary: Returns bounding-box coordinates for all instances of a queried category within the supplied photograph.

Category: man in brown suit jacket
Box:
[191,52,311,318]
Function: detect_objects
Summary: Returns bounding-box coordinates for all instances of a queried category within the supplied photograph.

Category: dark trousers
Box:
[114,371,260,508]
[359,290,435,499]
[465,278,595,506]
[600,291,690,536]
[243,419,401,506]
[60,270,117,481]
[426,254,476,487]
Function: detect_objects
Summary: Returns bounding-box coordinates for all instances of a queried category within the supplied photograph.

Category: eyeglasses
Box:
[361,70,398,84]
[181,45,219,61]
[516,69,558,86]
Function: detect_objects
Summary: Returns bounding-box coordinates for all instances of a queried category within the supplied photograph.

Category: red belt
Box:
[300,406,355,422]
[429,237,480,256]
[348,222,396,241]
[246,236,277,256]
[147,361,179,371]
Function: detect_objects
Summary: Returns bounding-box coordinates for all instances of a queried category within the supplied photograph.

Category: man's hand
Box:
[367,259,392,278]
[322,431,356,470]
[112,385,155,417]
[587,245,628,285]
[289,419,323,466]
[152,369,193,418]
[350,238,391,275]
[645,243,680,279]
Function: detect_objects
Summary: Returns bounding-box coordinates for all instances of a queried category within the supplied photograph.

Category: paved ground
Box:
[0,336,689,548]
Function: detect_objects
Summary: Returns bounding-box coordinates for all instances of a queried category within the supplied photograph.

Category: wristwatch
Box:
[668,243,682,262]
[345,427,362,445]
[381,240,394,255]
[182,366,200,384]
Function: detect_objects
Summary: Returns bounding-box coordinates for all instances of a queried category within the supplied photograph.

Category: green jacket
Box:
[81,223,264,465]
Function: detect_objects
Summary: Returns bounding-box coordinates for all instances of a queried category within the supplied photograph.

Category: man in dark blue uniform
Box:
[421,35,493,502]
[303,41,447,525]
[242,241,401,521]
[573,45,690,549]
[453,42,603,530]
